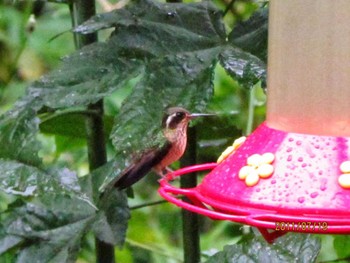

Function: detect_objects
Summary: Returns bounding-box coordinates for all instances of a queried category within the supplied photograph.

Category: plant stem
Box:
[180,126,200,263]
[85,65,116,263]
[246,85,256,135]
[70,0,97,48]
[125,239,183,262]
[70,1,115,262]
[130,200,168,210]
[223,0,236,17]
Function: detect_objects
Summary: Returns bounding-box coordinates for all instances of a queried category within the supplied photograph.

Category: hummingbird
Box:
[114,107,213,189]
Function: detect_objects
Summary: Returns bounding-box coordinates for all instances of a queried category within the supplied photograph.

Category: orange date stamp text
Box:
[275,221,328,231]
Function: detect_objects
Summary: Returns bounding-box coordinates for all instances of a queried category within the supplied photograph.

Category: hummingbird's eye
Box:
[175,112,185,118]
[163,111,187,129]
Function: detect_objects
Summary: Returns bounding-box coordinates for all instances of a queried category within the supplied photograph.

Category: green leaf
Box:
[0,233,23,254]
[0,159,84,198]
[111,48,220,157]
[73,0,226,188]
[93,190,129,246]
[0,159,107,261]
[334,235,350,258]
[0,104,41,166]
[205,234,321,263]
[90,158,127,196]
[219,46,266,89]
[229,8,268,62]
[39,111,114,139]
[75,0,226,50]
[221,7,268,89]
[15,216,94,263]
[79,161,130,246]
[0,193,96,261]
[28,42,143,109]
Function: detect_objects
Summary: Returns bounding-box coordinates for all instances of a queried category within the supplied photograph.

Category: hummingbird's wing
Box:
[114,142,172,189]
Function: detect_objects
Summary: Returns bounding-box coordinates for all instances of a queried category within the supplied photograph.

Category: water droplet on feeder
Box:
[310,192,318,198]
[297,196,305,203]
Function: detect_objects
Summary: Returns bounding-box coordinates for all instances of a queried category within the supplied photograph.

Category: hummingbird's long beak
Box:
[189,113,216,119]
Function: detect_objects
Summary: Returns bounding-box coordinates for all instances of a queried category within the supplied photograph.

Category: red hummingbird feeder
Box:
[159,0,350,243]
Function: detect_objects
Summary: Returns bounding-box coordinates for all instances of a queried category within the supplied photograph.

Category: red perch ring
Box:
[159,122,350,242]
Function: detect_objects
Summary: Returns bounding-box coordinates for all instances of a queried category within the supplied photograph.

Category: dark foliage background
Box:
[0,0,344,262]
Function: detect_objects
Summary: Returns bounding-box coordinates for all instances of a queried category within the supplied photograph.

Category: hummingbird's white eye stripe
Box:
[166,114,176,129]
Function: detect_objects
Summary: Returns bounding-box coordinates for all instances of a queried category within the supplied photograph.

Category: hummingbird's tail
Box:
[114,143,172,189]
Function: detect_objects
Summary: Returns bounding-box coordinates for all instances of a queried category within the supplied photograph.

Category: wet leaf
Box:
[90,158,127,196]
[27,1,224,112]
[0,159,112,261]
[0,103,41,166]
[27,42,143,109]
[229,8,268,62]
[0,193,96,262]
[219,46,266,89]
[205,234,321,263]
[80,160,130,246]
[0,160,83,198]
[14,215,94,263]
[75,0,226,47]
[111,48,220,157]
[93,190,129,246]
[0,232,23,254]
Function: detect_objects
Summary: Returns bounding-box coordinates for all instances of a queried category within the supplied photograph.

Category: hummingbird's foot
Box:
[163,167,175,181]
[165,166,174,174]
[155,167,175,181]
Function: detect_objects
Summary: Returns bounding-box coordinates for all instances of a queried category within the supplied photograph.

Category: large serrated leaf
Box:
[111,48,220,157]
[220,7,268,89]
[229,8,268,62]
[80,160,129,246]
[75,0,225,46]
[0,103,41,166]
[28,42,143,109]
[22,0,224,114]
[93,190,129,246]
[15,216,94,263]
[205,234,321,263]
[0,233,23,254]
[0,193,96,262]
[219,46,266,89]
[0,160,84,198]
[0,160,99,260]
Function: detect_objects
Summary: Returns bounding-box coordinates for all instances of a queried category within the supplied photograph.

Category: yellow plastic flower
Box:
[338,161,350,189]
[217,136,246,163]
[239,153,275,187]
